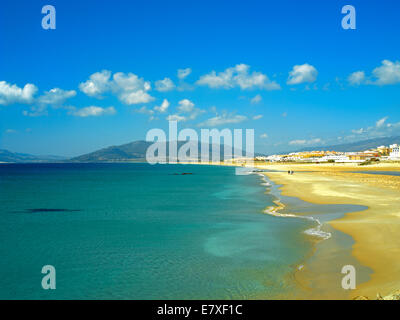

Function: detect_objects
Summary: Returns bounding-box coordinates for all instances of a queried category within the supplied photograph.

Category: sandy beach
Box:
[256,162,400,299]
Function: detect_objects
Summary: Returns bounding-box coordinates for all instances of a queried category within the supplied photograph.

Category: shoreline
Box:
[257,163,400,299]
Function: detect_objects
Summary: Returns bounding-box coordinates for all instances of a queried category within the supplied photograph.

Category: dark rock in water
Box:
[25,208,80,213]
[173,173,193,175]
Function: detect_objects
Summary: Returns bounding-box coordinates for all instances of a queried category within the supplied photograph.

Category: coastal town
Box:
[257,143,400,164]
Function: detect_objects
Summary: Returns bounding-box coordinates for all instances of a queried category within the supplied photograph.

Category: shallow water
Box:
[0,163,313,299]
[264,176,372,299]
[352,171,400,177]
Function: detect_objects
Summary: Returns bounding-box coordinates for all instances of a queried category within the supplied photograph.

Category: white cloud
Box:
[348,71,366,85]
[79,70,111,97]
[352,128,365,134]
[347,60,400,87]
[372,60,400,85]
[166,99,204,122]
[289,138,321,145]
[197,64,280,90]
[0,81,38,105]
[177,68,192,80]
[376,116,388,128]
[38,88,76,106]
[112,72,154,104]
[80,71,154,104]
[260,133,268,139]
[287,63,318,85]
[251,94,262,104]
[166,114,187,122]
[345,117,400,141]
[253,114,263,120]
[5,129,17,134]
[177,99,195,113]
[154,99,170,113]
[155,78,175,92]
[70,106,116,117]
[198,112,247,127]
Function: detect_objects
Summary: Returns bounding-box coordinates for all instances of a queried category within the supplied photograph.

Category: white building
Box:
[389,144,400,160]
[320,155,350,163]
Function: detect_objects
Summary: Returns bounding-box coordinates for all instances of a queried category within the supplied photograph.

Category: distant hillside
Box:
[71,141,152,162]
[294,136,400,153]
[0,149,66,163]
[71,140,262,162]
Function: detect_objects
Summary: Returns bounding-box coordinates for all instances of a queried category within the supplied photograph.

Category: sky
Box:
[1,0,400,157]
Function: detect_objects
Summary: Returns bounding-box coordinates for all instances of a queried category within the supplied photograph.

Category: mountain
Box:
[0,149,66,163]
[292,136,400,153]
[71,141,152,162]
[71,140,261,162]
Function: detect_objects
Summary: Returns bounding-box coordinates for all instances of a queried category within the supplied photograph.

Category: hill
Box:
[71,140,261,162]
[0,149,66,163]
[292,136,400,153]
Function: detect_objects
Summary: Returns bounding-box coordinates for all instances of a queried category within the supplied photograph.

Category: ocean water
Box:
[0,163,314,299]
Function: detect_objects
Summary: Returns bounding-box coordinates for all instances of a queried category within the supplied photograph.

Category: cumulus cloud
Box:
[166,114,187,122]
[154,99,170,113]
[79,70,154,104]
[372,60,400,85]
[287,63,318,85]
[177,99,195,113]
[347,60,400,86]
[376,116,388,128]
[0,81,38,105]
[251,94,262,104]
[346,116,400,140]
[348,71,366,85]
[112,72,154,104]
[37,88,76,106]
[155,78,175,92]
[197,64,280,91]
[79,70,111,97]
[177,68,192,80]
[197,111,247,127]
[70,106,116,117]
[22,87,77,116]
[253,114,263,120]
[167,99,204,122]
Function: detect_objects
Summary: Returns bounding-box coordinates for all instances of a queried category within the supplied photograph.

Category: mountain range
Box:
[292,136,400,153]
[0,149,66,163]
[70,140,256,162]
[1,136,400,163]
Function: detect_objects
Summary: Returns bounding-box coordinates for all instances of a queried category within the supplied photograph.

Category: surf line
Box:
[257,173,331,240]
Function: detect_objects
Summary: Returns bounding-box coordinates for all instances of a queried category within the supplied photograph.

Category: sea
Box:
[0,163,364,299]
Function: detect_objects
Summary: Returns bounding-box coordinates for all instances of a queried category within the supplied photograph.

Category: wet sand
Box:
[258,163,400,299]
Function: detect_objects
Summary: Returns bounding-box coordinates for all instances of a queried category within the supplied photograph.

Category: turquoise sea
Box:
[0,163,319,299]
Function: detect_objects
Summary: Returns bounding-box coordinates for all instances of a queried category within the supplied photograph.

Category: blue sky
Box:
[1,0,400,156]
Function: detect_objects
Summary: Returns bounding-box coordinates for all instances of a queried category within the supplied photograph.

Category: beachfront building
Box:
[377,145,391,156]
[389,144,400,160]
[347,152,379,162]
[320,154,350,163]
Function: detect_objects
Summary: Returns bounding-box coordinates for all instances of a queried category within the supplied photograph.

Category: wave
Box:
[256,173,331,241]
